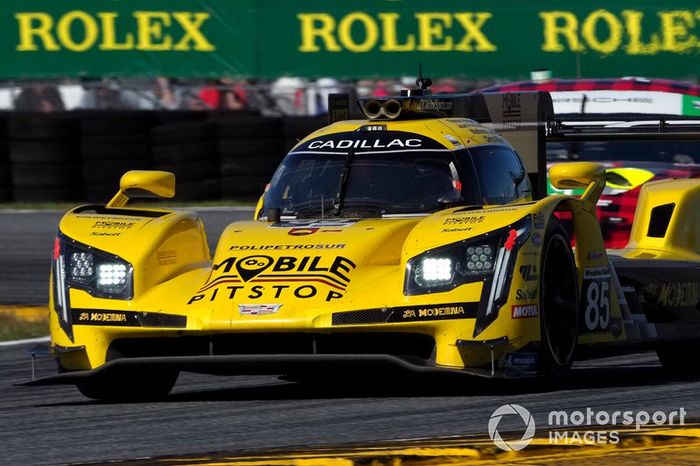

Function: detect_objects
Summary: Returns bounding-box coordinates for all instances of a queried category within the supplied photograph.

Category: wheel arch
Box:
[532,195,626,345]
[532,195,608,290]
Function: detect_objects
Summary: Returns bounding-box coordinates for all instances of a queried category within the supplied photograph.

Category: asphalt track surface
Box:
[2,209,700,465]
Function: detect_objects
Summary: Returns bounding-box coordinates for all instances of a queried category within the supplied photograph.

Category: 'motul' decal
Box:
[188,254,356,304]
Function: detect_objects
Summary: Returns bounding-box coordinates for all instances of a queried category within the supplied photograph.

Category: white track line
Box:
[0,336,50,347]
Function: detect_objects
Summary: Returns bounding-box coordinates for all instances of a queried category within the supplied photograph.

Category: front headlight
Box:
[52,234,134,342]
[60,237,133,299]
[408,238,499,294]
[405,215,532,336]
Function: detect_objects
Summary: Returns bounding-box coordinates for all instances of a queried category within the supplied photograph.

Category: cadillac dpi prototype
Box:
[27,86,700,400]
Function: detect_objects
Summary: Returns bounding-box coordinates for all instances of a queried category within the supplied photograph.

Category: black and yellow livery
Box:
[27,88,700,400]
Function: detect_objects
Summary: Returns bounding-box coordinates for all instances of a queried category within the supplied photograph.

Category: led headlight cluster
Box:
[405,216,531,297]
[466,245,495,273]
[70,252,94,280]
[97,263,128,289]
[414,257,454,285]
[58,236,133,299]
[407,237,501,294]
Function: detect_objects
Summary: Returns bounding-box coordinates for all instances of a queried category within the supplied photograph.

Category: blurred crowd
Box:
[0,76,489,115]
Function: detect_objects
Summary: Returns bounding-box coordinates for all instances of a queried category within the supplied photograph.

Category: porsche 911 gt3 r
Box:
[25,86,700,400]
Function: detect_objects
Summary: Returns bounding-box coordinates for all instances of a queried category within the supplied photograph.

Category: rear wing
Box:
[548,117,700,142]
[329,91,554,199]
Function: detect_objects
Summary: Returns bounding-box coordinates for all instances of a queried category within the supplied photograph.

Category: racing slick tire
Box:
[77,368,179,401]
[0,162,11,201]
[216,114,282,138]
[538,218,579,379]
[221,175,269,199]
[8,113,80,141]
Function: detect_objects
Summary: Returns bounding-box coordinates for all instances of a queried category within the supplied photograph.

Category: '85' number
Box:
[584,280,610,331]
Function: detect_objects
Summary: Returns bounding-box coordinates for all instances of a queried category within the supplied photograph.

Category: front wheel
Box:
[77,368,179,401]
[538,219,579,379]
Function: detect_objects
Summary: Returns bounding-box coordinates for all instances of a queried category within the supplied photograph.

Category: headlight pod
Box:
[405,216,531,300]
[408,239,499,294]
[58,236,133,300]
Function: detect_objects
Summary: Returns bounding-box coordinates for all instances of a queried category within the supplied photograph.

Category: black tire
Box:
[12,163,80,187]
[80,111,157,136]
[0,162,11,186]
[83,158,151,180]
[218,138,283,158]
[538,218,579,379]
[154,161,218,183]
[151,121,215,145]
[0,113,8,143]
[221,175,269,198]
[77,368,179,401]
[282,116,326,138]
[221,155,281,177]
[152,142,217,165]
[13,186,80,202]
[81,135,150,160]
[156,110,209,125]
[9,141,79,163]
[285,137,312,153]
[176,179,221,201]
[9,113,80,141]
[83,185,117,203]
[215,114,282,138]
[0,187,11,202]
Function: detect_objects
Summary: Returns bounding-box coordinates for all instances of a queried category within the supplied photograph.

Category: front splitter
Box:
[22,353,508,386]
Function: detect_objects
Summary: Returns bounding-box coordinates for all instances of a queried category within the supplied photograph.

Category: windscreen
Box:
[264,131,464,217]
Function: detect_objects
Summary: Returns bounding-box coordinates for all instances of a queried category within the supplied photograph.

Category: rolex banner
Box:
[3,0,700,79]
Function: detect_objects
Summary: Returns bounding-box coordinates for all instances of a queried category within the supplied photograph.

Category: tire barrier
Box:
[151,120,220,201]
[282,115,327,153]
[3,111,330,203]
[217,114,284,200]
[9,113,81,202]
[81,111,157,203]
[0,114,9,201]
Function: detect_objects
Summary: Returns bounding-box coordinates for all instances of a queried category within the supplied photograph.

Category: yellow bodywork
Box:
[48,115,700,376]
[622,178,700,261]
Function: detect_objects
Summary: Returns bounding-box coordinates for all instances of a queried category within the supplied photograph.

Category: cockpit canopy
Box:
[264,130,532,218]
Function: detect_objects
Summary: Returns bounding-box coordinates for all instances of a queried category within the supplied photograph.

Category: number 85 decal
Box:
[581,267,611,332]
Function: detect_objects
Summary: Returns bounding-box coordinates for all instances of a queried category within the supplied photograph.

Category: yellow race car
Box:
[27,85,700,400]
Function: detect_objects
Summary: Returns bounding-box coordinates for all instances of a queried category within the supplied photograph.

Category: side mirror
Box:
[549,162,606,209]
[107,170,175,207]
[549,162,605,190]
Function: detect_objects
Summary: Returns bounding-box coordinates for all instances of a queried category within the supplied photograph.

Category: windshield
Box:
[265,140,463,218]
